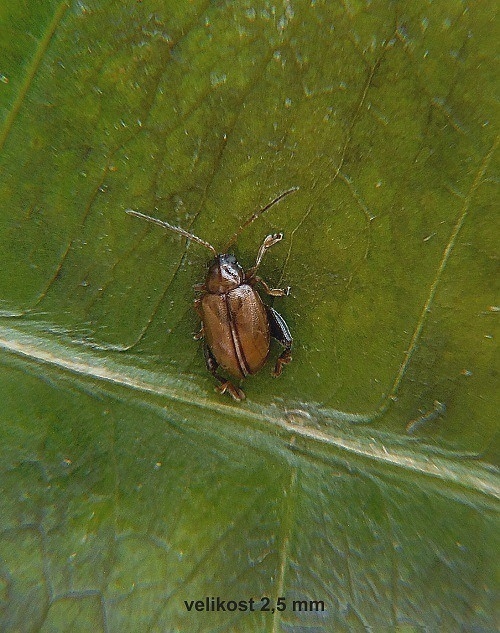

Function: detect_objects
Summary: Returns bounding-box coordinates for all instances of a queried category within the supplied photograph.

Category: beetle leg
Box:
[266,306,293,377]
[203,344,246,401]
[273,349,292,377]
[253,276,291,297]
[194,298,203,318]
[193,283,206,293]
[193,299,205,339]
[246,232,284,279]
[216,381,246,401]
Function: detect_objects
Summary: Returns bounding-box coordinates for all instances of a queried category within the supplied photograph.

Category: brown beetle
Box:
[126,188,296,400]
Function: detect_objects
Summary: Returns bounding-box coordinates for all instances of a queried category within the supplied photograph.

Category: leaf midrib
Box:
[1,322,498,504]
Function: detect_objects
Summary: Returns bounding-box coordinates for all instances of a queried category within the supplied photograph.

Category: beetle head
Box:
[206,254,244,294]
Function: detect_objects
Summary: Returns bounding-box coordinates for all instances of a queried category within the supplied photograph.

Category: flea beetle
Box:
[126,188,297,400]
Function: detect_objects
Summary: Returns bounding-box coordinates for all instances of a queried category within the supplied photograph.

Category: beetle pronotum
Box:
[126,187,298,400]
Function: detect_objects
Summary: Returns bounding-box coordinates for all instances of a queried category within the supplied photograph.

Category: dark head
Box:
[206,254,244,294]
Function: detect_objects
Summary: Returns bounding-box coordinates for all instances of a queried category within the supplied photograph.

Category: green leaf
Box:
[1,1,498,631]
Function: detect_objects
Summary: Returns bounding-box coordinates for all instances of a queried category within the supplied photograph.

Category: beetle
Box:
[125,188,297,400]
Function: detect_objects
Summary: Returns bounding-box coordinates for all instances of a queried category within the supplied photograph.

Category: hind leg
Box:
[266,307,293,377]
[203,344,245,401]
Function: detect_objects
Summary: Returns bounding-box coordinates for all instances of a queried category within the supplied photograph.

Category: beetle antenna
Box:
[125,209,217,256]
[223,186,299,251]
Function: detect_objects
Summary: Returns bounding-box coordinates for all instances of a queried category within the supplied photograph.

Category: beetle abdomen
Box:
[202,284,270,379]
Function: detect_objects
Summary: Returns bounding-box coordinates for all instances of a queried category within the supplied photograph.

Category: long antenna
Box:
[223,186,299,251]
[125,209,217,256]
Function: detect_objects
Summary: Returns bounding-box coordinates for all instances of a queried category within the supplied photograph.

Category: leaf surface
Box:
[0,1,498,630]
